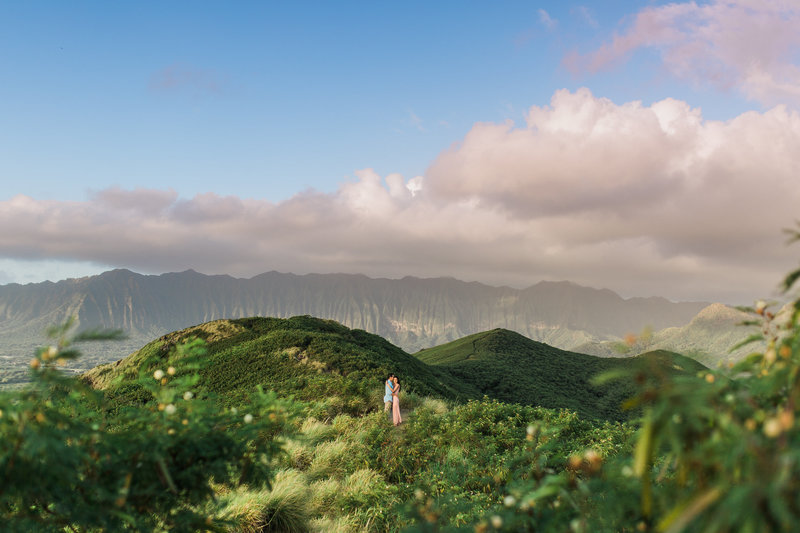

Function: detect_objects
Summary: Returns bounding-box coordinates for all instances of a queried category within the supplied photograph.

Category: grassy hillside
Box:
[415,328,706,421]
[86,318,705,422]
[85,315,481,414]
[14,309,788,531]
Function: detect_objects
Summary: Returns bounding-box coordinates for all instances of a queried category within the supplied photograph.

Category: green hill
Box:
[85,315,480,414]
[415,328,706,421]
[85,318,704,422]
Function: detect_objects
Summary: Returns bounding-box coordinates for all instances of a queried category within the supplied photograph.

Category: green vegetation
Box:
[85,315,478,417]
[4,237,800,531]
[1,318,633,531]
[416,328,705,420]
[0,322,292,531]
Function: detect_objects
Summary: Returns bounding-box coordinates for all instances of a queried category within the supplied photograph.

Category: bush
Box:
[0,327,293,531]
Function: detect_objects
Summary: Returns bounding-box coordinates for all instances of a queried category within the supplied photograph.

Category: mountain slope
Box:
[416,329,706,421]
[85,317,708,422]
[84,315,481,413]
[0,269,708,371]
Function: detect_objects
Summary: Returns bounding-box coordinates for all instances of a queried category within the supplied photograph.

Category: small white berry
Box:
[153,369,165,380]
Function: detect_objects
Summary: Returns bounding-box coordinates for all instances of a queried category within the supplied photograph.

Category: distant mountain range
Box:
[0,268,754,376]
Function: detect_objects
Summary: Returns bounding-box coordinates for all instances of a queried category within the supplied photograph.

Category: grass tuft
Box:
[309,477,341,515]
[301,418,336,444]
[419,396,450,415]
[308,438,350,480]
[219,469,310,533]
[282,439,314,470]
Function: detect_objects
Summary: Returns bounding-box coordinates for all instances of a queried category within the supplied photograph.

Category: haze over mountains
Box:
[0,268,740,374]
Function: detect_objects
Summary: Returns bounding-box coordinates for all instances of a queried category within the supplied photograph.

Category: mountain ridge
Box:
[1,268,709,374]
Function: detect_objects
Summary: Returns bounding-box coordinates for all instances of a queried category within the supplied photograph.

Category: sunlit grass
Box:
[218,469,310,533]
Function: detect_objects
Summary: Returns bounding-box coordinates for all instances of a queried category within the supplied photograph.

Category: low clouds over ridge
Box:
[2,90,799,303]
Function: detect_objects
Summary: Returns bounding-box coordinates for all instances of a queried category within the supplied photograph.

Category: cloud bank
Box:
[2,89,799,303]
[566,0,800,107]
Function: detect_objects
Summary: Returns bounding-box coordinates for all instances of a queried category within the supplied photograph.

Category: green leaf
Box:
[783,267,800,293]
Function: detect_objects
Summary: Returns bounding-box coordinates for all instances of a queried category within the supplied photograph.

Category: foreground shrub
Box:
[0,326,293,531]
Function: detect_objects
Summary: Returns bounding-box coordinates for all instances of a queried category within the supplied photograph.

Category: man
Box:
[384,373,395,412]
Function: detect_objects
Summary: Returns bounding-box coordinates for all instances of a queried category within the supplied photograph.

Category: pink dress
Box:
[392,386,402,425]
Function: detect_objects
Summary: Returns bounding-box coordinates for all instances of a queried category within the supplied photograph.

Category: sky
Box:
[1,0,800,304]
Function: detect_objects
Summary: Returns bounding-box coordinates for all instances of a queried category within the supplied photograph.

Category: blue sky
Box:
[1,1,799,303]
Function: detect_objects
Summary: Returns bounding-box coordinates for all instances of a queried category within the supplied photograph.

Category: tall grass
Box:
[218,469,310,533]
[301,417,336,444]
[419,396,449,415]
[340,468,399,531]
[282,438,314,470]
[309,515,358,533]
[308,438,350,480]
[309,477,341,515]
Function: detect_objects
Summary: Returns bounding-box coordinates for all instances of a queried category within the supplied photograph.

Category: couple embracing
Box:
[383,373,402,426]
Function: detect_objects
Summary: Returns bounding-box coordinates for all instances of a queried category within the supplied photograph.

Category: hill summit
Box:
[416,328,706,420]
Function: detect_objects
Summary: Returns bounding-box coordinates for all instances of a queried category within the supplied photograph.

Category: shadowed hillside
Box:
[416,328,707,421]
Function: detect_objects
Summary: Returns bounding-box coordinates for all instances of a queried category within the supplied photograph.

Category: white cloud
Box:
[565,0,800,107]
[538,9,557,30]
[2,90,800,303]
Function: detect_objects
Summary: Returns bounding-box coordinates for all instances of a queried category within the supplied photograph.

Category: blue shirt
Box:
[384,379,393,402]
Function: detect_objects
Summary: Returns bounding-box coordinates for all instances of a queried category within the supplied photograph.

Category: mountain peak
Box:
[691,303,748,324]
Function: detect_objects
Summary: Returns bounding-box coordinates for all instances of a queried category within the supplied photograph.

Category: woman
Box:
[391,376,402,426]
